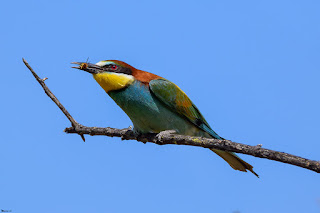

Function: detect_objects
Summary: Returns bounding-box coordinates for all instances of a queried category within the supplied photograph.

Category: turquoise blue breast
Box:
[108,80,210,137]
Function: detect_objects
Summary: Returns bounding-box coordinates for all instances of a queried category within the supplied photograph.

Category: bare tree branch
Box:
[22,58,86,141]
[23,58,320,174]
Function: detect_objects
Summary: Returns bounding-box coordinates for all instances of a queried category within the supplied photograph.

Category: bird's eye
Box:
[111,65,117,70]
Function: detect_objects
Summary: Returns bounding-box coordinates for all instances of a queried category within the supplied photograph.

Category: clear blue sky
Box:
[1,0,320,212]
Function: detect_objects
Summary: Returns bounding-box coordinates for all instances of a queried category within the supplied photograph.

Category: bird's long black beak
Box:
[71,62,102,74]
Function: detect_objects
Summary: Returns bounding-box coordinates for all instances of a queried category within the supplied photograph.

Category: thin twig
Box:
[23,58,86,141]
[23,59,320,174]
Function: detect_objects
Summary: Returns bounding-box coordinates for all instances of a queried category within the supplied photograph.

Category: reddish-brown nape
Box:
[131,69,162,84]
[108,60,162,84]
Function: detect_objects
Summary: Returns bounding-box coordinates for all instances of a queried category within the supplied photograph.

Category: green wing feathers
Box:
[149,78,258,177]
[149,78,221,139]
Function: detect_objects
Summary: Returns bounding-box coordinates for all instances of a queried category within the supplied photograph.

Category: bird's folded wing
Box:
[149,78,221,139]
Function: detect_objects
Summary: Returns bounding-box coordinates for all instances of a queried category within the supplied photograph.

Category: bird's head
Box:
[72,60,134,75]
[72,60,135,93]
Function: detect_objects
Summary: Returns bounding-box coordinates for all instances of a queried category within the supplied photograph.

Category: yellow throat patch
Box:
[93,72,134,93]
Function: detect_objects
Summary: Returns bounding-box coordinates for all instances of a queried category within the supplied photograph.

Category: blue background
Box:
[1,0,320,212]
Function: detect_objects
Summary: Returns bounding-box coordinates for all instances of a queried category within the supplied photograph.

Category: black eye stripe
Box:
[101,63,132,75]
[115,67,132,75]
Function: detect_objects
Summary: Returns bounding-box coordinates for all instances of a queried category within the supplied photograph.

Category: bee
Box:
[80,63,88,70]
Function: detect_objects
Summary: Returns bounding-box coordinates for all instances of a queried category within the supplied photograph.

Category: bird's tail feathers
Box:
[211,149,259,177]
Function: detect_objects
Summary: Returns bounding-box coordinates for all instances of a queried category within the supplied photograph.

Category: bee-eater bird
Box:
[72,60,258,177]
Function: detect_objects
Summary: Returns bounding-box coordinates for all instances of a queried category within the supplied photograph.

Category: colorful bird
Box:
[72,60,258,177]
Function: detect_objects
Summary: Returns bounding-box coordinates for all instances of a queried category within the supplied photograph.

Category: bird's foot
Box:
[156,130,177,145]
[131,128,149,144]
[132,128,142,137]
